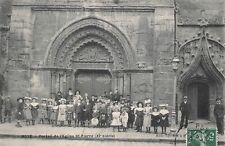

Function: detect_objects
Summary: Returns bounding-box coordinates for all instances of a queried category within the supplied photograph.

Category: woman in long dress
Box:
[135,102,144,132]
[143,100,152,133]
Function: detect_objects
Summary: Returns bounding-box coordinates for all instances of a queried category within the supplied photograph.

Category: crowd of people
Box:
[0,88,171,134]
[0,88,224,135]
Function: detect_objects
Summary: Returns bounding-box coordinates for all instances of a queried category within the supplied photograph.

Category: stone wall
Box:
[5,0,225,112]
[6,0,175,106]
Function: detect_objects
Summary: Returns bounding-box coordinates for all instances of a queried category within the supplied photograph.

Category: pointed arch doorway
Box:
[178,28,225,121]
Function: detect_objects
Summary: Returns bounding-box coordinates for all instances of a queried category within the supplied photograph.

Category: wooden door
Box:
[197,83,209,119]
[187,82,209,120]
[75,70,112,97]
[187,83,198,120]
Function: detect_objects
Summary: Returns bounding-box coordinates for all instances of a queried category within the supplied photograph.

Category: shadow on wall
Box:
[30,73,49,98]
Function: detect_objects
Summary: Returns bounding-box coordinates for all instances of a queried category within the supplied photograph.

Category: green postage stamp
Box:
[187,128,217,146]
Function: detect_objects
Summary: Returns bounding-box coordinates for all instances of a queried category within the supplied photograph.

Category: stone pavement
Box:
[0,121,224,145]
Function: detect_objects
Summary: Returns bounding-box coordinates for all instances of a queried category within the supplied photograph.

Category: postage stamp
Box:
[187,128,217,146]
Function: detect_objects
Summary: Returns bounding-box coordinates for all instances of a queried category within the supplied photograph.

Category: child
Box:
[80,100,86,127]
[85,99,92,127]
[159,104,169,134]
[74,99,82,127]
[47,99,54,124]
[57,98,67,126]
[15,97,24,127]
[3,96,13,123]
[151,106,160,134]
[128,102,135,128]
[143,99,152,133]
[30,97,39,125]
[111,107,121,132]
[50,101,58,127]
[99,101,107,127]
[39,98,47,124]
[120,108,129,132]
[135,101,144,132]
[106,102,113,127]
[91,106,99,128]
[24,97,32,125]
[66,100,74,127]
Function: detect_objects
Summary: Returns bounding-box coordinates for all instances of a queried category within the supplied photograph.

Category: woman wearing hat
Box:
[151,106,160,133]
[15,97,24,127]
[143,99,152,133]
[24,97,32,125]
[135,101,144,132]
[30,97,39,125]
[58,98,67,126]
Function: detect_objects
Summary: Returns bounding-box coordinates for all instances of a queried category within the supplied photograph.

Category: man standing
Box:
[214,97,224,135]
[179,96,190,129]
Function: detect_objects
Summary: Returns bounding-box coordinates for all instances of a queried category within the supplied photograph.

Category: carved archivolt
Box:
[178,29,225,88]
[45,17,135,69]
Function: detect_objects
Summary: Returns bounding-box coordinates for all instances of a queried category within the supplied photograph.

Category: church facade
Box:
[1,0,225,121]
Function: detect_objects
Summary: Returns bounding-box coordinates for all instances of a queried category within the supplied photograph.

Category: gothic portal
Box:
[45,17,135,96]
[177,28,225,121]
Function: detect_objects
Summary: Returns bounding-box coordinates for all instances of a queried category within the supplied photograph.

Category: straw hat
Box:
[24,96,32,100]
[159,104,168,107]
[144,99,152,105]
[32,97,38,100]
[59,98,66,103]
[17,97,24,102]
[41,98,47,101]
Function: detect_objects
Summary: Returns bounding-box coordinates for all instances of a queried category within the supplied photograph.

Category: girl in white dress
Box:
[120,108,128,132]
[111,107,121,132]
[143,99,152,133]
[57,98,67,126]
